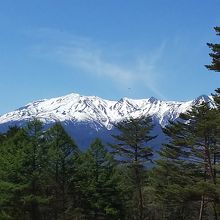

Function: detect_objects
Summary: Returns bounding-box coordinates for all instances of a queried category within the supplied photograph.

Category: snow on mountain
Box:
[0,93,214,148]
[0,93,211,127]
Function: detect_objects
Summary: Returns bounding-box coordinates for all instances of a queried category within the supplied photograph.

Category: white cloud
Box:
[29,28,166,99]
[55,45,135,86]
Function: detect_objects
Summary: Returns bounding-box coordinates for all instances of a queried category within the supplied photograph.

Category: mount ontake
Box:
[0,93,213,149]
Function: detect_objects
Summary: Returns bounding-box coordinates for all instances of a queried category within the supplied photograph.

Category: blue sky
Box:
[0,0,220,115]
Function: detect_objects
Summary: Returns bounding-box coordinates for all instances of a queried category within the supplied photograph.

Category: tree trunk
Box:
[55,162,58,220]
[213,202,218,220]
[138,185,143,220]
[31,141,40,220]
[31,200,40,220]
[199,195,205,220]
[62,160,66,220]
[134,145,143,220]
[205,142,218,220]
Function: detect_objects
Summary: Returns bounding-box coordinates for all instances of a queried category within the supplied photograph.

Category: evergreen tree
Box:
[78,138,123,220]
[205,26,220,72]
[153,102,220,220]
[22,119,50,220]
[0,120,81,219]
[45,122,79,220]
[0,126,28,219]
[111,116,156,220]
[210,90,220,216]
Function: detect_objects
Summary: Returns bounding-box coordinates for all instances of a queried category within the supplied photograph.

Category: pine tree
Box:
[22,119,50,220]
[78,138,123,220]
[153,102,220,220]
[205,26,220,72]
[209,90,220,216]
[111,116,156,220]
[0,120,82,219]
[0,126,28,219]
[45,122,79,220]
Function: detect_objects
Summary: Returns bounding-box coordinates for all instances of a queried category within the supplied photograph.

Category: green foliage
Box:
[111,116,155,164]
[1,95,220,220]
[205,26,220,72]
[44,122,79,219]
[0,120,81,219]
[0,121,127,219]
[77,138,124,219]
[111,116,155,220]
[151,101,220,219]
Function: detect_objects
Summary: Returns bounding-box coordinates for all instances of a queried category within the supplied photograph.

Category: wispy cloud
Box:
[29,28,166,99]
[55,45,135,86]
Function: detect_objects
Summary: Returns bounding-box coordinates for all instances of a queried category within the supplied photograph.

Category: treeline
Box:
[0,95,220,220]
[0,121,122,220]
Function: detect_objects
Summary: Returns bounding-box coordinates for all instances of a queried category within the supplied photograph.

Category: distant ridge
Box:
[0,93,213,148]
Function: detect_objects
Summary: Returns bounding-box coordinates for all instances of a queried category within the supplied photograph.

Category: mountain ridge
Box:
[0,93,213,127]
[0,93,213,148]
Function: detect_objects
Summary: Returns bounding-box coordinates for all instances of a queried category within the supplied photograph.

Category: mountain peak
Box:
[118,97,130,102]
[0,92,214,133]
[148,97,158,103]
[193,95,212,104]
[0,93,215,147]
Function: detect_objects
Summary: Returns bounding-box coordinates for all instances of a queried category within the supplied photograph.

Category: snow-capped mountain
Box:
[0,93,213,148]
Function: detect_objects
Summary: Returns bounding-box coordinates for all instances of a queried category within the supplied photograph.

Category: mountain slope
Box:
[0,93,213,148]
